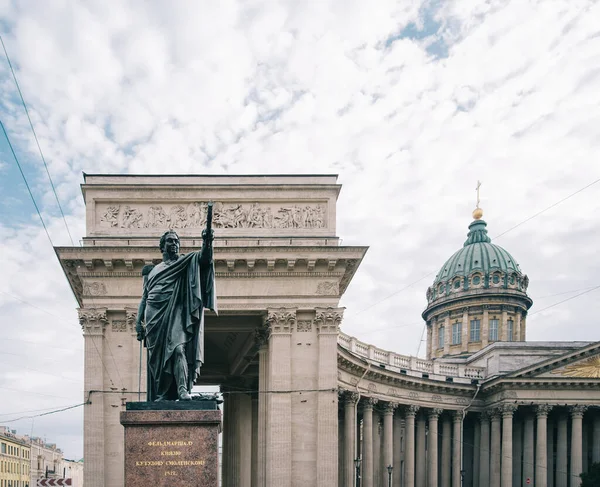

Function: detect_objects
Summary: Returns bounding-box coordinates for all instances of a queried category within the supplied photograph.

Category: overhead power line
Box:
[0,34,74,246]
[529,285,600,317]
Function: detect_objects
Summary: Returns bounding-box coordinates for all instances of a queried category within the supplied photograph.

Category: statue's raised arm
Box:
[136,203,217,401]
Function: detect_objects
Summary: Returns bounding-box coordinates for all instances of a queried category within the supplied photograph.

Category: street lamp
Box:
[387,464,393,487]
[354,457,362,487]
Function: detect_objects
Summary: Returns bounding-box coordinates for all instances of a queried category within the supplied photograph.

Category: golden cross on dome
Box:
[475,180,482,208]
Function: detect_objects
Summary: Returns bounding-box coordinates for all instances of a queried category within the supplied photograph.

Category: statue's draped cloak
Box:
[143,249,216,401]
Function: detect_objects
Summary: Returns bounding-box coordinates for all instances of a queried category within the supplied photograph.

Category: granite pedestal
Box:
[120,401,221,487]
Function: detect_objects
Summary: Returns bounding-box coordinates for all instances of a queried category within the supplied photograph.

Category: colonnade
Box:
[339,393,599,487]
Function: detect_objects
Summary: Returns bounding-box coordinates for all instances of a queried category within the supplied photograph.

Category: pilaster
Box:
[461,308,469,353]
[482,305,489,348]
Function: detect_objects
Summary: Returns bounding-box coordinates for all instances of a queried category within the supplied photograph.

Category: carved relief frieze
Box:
[314,307,343,333]
[296,320,312,333]
[266,308,296,334]
[98,201,327,230]
[83,281,107,296]
[316,281,339,295]
[111,320,127,332]
[78,307,108,335]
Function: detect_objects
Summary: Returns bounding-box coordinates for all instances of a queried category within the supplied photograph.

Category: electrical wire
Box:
[1,402,87,424]
[0,34,75,246]
[528,285,600,317]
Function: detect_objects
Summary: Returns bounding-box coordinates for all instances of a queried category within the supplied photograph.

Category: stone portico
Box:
[55,174,600,487]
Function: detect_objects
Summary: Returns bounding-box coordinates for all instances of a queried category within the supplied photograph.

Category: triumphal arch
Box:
[56,174,366,487]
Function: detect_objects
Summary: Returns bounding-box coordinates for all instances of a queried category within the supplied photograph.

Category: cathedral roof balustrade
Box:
[338,331,486,382]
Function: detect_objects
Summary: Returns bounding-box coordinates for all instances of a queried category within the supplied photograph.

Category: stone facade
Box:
[57,174,600,487]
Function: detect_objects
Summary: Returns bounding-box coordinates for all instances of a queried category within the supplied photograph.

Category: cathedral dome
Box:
[425,217,531,307]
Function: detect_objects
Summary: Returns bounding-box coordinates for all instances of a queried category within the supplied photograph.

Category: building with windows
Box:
[0,427,30,487]
[56,174,600,487]
[29,437,64,484]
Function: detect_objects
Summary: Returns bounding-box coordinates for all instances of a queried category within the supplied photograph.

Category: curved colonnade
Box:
[337,331,600,487]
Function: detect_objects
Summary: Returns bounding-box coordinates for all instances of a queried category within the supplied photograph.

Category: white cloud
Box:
[1,0,599,459]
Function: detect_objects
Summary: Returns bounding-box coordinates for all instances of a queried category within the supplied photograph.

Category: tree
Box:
[580,462,600,487]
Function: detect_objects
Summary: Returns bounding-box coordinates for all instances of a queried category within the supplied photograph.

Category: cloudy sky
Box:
[1,0,599,460]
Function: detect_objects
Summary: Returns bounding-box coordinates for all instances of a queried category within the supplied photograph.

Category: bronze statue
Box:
[136,204,217,401]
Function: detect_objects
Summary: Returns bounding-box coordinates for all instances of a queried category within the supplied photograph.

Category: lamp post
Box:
[387,464,393,487]
[354,457,362,487]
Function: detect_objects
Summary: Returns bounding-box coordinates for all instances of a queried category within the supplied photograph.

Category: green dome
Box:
[428,219,529,301]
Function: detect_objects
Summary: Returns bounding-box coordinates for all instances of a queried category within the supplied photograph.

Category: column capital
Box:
[78,307,108,335]
[361,397,378,411]
[382,402,398,414]
[535,404,553,418]
[254,326,271,349]
[569,405,588,418]
[314,307,344,334]
[500,403,518,417]
[404,404,420,417]
[452,410,463,422]
[340,390,359,405]
[490,408,503,421]
[428,408,443,419]
[265,307,296,334]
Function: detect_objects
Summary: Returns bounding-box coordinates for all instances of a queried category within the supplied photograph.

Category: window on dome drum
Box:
[438,326,445,349]
[489,319,499,341]
[493,274,500,284]
[507,319,514,341]
[452,322,462,345]
[472,275,481,285]
[454,280,461,289]
[470,319,481,341]
[510,275,516,285]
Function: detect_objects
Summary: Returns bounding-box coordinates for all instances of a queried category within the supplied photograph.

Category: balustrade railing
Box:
[338,331,486,380]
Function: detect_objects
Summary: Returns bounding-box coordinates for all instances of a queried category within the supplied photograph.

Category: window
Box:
[454,280,461,289]
[452,322,462,345]
[438,326,445,349]
[489,319,499,341]
[470,319,481,342]
[493,274,500,284]
[472,275,481,285]
[1,442,5,453]
[507,319,514,341]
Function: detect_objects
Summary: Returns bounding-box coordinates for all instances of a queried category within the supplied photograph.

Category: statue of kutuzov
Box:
[136,205,217,401]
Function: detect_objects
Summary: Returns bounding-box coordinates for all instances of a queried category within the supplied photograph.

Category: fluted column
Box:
[479,412,490,487]
[501,405,517,487]
[383,402,398,486]
[343,392,359,487]
[547,417,555,487]
[490,409,502,487]
[428,409,442,487]
[441,416,452,487]
[416,413,427,487]
[405,405,419,487]
[556,412,568,487]
[363,398,378,487]
[452,411,462,487]
[593,415,600,464]
[570,405,587,487]
[535,404,552,487]
[523,413,535,487]
[393,411,403,487]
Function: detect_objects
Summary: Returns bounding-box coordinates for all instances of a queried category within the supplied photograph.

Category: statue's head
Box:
[159,230,180,254]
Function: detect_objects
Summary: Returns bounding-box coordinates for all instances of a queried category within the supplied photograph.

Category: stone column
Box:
[490,409,502,487]
[222,390,231,486]
[473,417,481,487]
[428,409,442,487]
[427,325,433,360]
[520,313,527,341]
[479,412,490,487]
[547,417,555,487]
[373,409,382,487]
[238,393,253,487]
[461,307,469,353]
[431,321,438,359]
[405,405,419,487]
[443,315,450,356]
[393,411,403,487]
[363,398,378,487]
[523,413,534,487]
[482,305,489,348]
[251,394,259,487]
[315,307,343,487]
[416,413,427,487]
[500,306,508,341]
[452,411,462,487]
[343,392,359,487]
[535,404,552,487]
[265,308,294,487]
[441,416,452,487]
[593,415,600,464]
[570,406,587,487]
[513,416,522,487]
[383,402,398,486]
[556,413,568,487]
[256,330,270,487]
[501,405,517,487]
[515,311,522,342]
[79,308,107,487]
